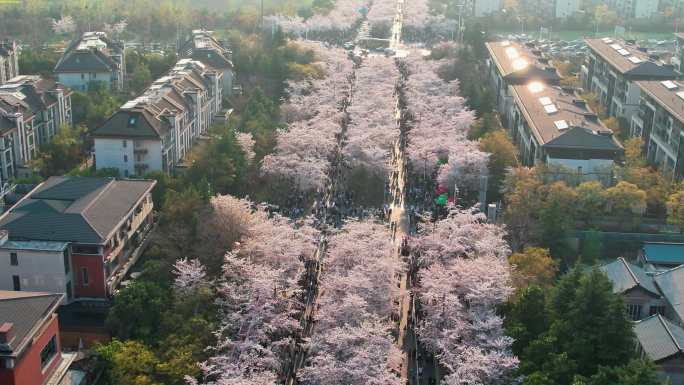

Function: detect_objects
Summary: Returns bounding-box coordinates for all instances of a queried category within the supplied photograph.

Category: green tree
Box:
[105,281,169,344]
[479,129,518,202]
[31,124,87,177]
[667,190,684,232]
[603,182,647,224]
[503,167,543,251]
[539,182,578,262]
[508,247,558,291]
[94,339,161,385]
[574,360,665,385]
[131,61,152,94]
[576,181,606,226]
[505,285,550,355]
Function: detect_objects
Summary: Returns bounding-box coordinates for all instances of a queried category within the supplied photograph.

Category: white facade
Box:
[94,138,163,177]
[610,0,659,18]
[555,0,580,18]
[0,242,72,303]
[471,0,502,17]
[634,0,659,18]
[57,72,112,92]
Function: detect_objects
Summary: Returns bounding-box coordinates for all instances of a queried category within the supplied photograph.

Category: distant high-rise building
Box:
[462,0,503,17]
[520,0,580,19]
[0,40,19,85]
[608,0,659,19]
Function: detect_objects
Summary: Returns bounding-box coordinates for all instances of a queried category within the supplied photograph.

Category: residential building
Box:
[599,258,665,320]
[608,0,659,19]
[631,79,684,180]
[634,314,684,385]
[509,80,623,183]
[519,0,580,18]
[462,0,502,17]
[0,291,75,385]
[654,265,684,326]
[639,242,684,272]
[0,176,156,303]
[179,29,234,96]
[672,33,684,72]
[581,38,679,122]
[486,40,561,128]
[54,32,125,92]
[93,59,222,176]
[0,75,73,181]
[0,40,19,85]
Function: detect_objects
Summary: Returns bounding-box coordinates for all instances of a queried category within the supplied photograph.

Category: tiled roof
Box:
[599,257,660,297]
[644,242,684,265]
[180,30,233,70]
[0,75,70,123]
[486,40,560,84]
[634,314,684,362]
[0,291,63,357]
[655,265,684,323]
[585,38,678,77]
[510,82,624,152]
[94,59,212,140]
[54,32,122,73]
[636,80,684,126]
[0,177,155,244]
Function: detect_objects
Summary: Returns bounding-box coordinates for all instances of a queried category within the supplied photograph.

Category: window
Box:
[122,140,127,148]
[63,250,70,274]
[72,245,99,254]
[9,252,17,266]
[123,154,128,162]
[626,304,642,320]
[66,281,72,301]
[80,73,85,79]
[12,275,20,291]
[81,267,89,286]
[649,305,667,316]
[40,336,57,368]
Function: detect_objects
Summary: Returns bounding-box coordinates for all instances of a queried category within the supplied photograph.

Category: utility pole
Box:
[260,0,264,33]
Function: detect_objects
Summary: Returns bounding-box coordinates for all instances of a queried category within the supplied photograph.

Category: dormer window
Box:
[128,116,137,127]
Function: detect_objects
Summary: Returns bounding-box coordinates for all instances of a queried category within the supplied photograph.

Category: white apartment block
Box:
[0,41,19,85]
[609,0,659,19]
[54,32,126,92]
[93,59,222,177]
[0,76,72,183]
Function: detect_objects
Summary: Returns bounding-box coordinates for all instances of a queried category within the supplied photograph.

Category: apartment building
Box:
[509,80,623,183]
[0,75,72,182]
[54,31,125,92]
[0,41,19,85]
[630,79,684,179]
[0,177,156,303]
[179,29,234,97]
[519,0,580,19]
[608,0,659,19]
[461,0,502,17]
[581,37,679,122]
[0,291,73,385]
[93,59,221,176]
[486,40,561,128]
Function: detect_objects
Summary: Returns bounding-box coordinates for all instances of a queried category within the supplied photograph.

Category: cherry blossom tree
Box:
[268,0,371,38]
[413,208,518,384]
[52,16,76,35]
[173,258,208,295]
[194,199,320,385]
[344,56,400,176]
[437,142,490,196]
[262,42,354,192]
[236,132,256,162]
[300,220,402,385]
[104,19,127,36]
